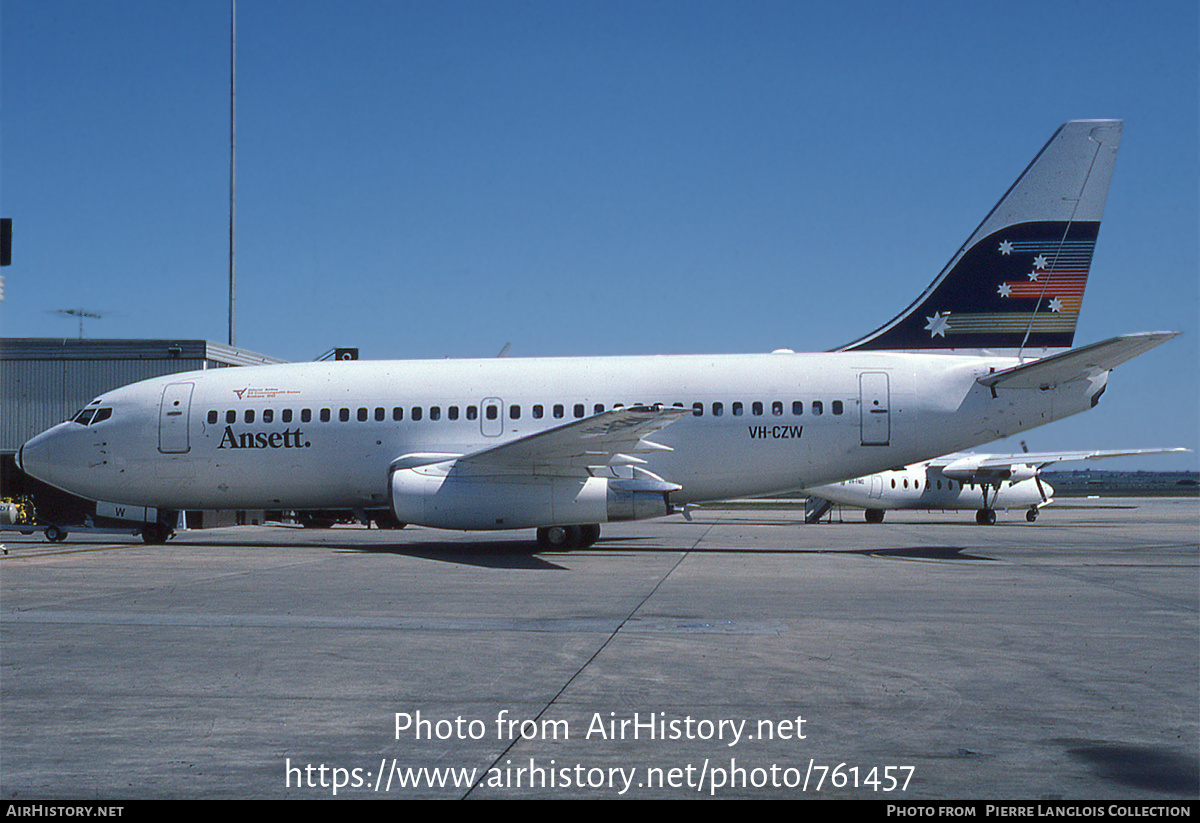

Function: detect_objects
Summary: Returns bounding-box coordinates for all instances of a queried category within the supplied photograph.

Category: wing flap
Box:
[453,405,689,475]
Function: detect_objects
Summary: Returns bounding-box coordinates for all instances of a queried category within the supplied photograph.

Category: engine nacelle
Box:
[390,464,674,531]
[943,459,1037,484]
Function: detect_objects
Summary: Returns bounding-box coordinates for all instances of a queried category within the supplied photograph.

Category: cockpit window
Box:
[72,407,112,426]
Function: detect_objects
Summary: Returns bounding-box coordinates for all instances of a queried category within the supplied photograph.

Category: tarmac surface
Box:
[1,497,1196,800]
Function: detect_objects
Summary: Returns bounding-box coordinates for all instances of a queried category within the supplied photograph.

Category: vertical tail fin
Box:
[839,120,1122,356]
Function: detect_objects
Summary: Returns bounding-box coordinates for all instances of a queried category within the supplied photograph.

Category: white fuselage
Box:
[19,349,1103,523]
[806,464,1051,512]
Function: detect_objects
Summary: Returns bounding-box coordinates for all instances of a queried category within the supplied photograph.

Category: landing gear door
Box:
[859,372,890,446]
[159,382,194,454]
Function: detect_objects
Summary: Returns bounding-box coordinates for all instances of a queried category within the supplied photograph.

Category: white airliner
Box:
[17,120,1179,547]
[803,447,1191,525]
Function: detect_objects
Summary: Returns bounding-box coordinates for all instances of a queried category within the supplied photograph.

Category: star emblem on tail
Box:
[925,311,951,338]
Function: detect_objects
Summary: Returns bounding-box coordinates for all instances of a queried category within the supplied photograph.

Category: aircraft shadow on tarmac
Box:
[337,540,570,570]
[1064,741,1200,795]
[167,532,995,567]
[853,546,995,561]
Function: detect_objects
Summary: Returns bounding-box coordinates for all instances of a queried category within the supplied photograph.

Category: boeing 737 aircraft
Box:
[803,447,1191,524]
[17,120,1179,547]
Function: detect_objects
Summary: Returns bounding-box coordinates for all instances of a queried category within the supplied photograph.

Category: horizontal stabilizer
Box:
[977,332,1178,390]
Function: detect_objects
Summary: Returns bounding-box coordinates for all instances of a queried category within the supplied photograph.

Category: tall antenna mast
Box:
[54,308,104,338]
[228,0,237,347]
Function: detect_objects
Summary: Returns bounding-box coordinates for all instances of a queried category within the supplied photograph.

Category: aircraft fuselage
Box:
[19,349,1105,520]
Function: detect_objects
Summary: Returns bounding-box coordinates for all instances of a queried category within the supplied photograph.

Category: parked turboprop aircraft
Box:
[18,120,1179,547]
[803,447,1191,524]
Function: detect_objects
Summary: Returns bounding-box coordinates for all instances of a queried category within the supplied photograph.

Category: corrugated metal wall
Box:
[0,339,285,452]
[1,358,208,450]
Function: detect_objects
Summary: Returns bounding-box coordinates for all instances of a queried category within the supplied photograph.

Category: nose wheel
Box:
[141,522,174,544]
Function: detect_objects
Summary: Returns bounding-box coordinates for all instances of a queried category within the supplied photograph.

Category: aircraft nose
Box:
[18,428,55,481]
[18,423,85,491]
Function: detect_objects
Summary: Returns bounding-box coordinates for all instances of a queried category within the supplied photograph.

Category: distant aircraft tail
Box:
[838,120,1122,356]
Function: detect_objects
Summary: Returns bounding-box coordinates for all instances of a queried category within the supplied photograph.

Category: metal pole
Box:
[229,0,237,347]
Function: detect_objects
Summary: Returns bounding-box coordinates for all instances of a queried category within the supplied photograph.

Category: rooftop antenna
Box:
[53,308,104,338]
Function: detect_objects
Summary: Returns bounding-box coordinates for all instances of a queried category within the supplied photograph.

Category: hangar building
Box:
[1,337,286,530]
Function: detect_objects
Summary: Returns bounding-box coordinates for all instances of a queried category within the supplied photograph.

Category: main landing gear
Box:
[975,509,997,526]
[536,524,602,550]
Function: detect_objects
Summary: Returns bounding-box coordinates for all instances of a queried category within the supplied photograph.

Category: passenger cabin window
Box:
[283,409,293,423]
[732,402,743,416]
[302,409,312,423]
[692,402,704,417]
[553,404,564,419]
[772,401,783,416]
[339,408,350,422]
[448,406,459,421]
[574,404,585,418]
[713,402,723,416]
[393,407,404,421]
[245,410,255,423]
[832,400,843,415]
[320,409,331,423]
[208,410,218,425]
[430,406,441,421]
[792,401,803,415]
[466,406,478,421]
[812,401,823,416]
[263,409,274,423]
[533,405,544,419]
[412,407,422,421]
[752,402,763,416]
[227,410,237,424]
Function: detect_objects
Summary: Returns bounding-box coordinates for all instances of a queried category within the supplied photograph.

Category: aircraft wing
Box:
[985,447,1188,470]
[438,405,690,476]
[936,447,1190,481]
[977,332,1179,390]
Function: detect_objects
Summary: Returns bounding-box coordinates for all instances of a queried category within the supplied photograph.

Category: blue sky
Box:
[2,0,1196,468]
